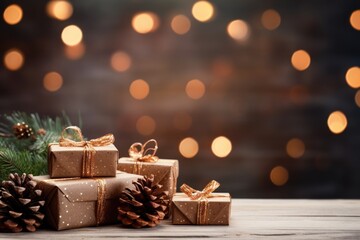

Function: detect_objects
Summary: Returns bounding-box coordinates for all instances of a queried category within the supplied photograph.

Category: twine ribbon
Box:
[58,126,114,177]
[180,180,220,224]
[128,139,158,175]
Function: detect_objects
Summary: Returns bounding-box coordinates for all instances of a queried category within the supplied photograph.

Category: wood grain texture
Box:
[0,199,359,239]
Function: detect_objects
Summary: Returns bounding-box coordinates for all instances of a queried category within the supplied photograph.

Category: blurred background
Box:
[1,0,360,198]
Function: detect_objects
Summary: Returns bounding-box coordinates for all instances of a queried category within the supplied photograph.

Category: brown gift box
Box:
[48,144,118,178]
[33,171,141,230]
[117,157,179,198]
[172,193,231,225]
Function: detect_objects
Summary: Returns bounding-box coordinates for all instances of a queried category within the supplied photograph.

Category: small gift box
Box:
[172,180,231,225]
[117,139,179,199]
[33,171,142,230]
[48,126,118,178]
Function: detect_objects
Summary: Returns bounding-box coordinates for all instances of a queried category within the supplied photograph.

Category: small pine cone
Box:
[12,122,34,139]
[0,173,45,233]
[117,175,169,228]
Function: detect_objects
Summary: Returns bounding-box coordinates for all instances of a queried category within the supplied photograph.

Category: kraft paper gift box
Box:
[117,157,179,199]
[171,193,231,225]
[33,171,141,230]
[48,143,118,178]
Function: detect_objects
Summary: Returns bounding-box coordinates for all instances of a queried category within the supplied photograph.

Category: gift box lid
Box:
[34,171,137,203]
[118,157,179,181]
[49,143,118,152]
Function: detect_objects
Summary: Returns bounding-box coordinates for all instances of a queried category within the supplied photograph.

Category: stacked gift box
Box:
[29,126,231,231]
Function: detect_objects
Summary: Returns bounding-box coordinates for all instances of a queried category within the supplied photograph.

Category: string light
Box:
[3,49,24,71]
[179,137,199,158]
[261,9,281,30]
[286,138,305,159]
[61,25,83,46]
[345,66,360,88]
[291,50,311,71]
[350,9,360,30]
[64,42,85,60]
[227,19,249,41]
[110,51,131,72]
[43,72,63,92]
[46,0,73,21]
[185,79,206,100]
[192,1,214,22]
[3,4,23,25]
[136,116,156,136]
[327,111,347,134]
[129,79,150,100]
[355,90,360,108]
[132,12,159,34]
[171,15,191,35]
[211,136,232,158]
[270,166,289,186]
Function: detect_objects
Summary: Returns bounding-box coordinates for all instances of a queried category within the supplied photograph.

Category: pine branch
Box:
[0,111,79,180]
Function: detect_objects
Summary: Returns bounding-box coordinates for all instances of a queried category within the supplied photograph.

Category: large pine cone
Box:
[118,174,169,228]
[12,122,34,139]
[0,173,45,232]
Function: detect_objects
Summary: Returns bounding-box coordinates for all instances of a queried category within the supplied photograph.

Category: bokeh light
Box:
[43,72,63,92]
[64,42,85,60]
[261,9,281,30]
[3,4,23,25]
[286,138,305,159]
[132,12,159,34]
[270,166,289,186]
[110,51,132,72]
[129,79,150,100]
[46,0,73,21]
[211,136,232,158]
[171,15,191,35]
[185,79,206,100]
[192,1,214,22]
[350,10,360,30]
[227,19,249,41]
[355,90,360,108]
[136,115,156,136]
[345,66,360,88]
[327,111,347,134]
[3,49,24,71]
[61,25,83,46]
[291,50,311,71]
[179,137,199,158]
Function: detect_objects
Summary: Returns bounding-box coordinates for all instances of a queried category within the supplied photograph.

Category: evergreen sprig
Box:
[0,112,80,180]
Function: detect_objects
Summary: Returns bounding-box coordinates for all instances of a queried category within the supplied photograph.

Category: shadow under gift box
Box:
[48,144,119,178]
[33,171,141,230]
[172,193,231,225]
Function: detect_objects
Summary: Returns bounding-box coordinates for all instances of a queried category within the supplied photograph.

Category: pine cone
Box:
[118,175,169,228]
[12,122,34,139]
[0,173,45,233]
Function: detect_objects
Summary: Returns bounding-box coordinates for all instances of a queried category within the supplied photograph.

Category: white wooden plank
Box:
[0,199,359,239]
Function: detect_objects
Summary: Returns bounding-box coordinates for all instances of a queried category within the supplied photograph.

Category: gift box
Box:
[118,157,179,198]
[172,193,231,225]
[172,180,231,225]
[48,144,118,178]
[33,171,141,230]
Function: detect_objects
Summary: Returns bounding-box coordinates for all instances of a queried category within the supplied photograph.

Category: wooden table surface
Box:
[0,199,359,239]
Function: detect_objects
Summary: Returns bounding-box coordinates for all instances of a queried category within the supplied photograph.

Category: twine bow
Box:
[180,180,220,224]
[59,126,114,177]
[128,139,159,163]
